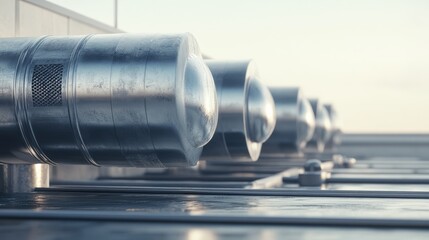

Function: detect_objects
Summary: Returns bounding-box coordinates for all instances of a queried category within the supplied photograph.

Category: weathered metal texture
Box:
[0,33,218,167]
[201,60,276,161]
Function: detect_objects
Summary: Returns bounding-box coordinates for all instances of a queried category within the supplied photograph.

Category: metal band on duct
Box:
[0,34,218,167]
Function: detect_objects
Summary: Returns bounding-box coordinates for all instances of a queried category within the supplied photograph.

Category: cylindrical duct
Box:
[307,99,332,152]
[260,87,315,157]
[0,33,218,167]
[201,60,276,161]
[324,104,342,149]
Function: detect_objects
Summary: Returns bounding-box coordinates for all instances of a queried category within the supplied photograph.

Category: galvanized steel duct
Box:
[201,60,276,161]
[0,33,218,167]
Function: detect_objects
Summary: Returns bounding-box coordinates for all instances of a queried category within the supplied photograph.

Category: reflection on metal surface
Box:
[201,60,275,161]
[0,33,218,167]
[187,228,217,240]
[324,104,342,150]
[185,198,206,215]
[1,23,428,239]
[0,164,49,193]
[2,133,429,238]
[2,191,429,219]
[260,88,315,158]
[307,99,332,153]
[1,219,428,240]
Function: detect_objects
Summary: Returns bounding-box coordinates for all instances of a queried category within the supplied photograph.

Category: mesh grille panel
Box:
[32,64,63,107]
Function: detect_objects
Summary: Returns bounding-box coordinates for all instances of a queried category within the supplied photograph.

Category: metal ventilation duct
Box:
[260,87,315,158]
[0,33,218,167]
[307,99,332,152]
[324,104,342,149]
[201,60,276,161]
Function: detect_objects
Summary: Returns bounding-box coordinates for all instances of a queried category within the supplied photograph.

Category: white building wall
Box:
[68,19,106,35]
[0,0,119,38]
[0,0,16,37]
[18,1,68,36]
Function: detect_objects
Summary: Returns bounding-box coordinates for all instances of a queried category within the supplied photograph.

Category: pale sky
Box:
[50,0,429,133]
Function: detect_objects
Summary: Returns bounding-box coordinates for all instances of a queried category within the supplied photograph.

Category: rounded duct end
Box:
[324,104,342,147]
[246,75,276,143]
[167,33,218,166]
[183,54,218,148]
[296,97,316,150]
[201,60,274,161]
[308,99,332,152]
[260,87,315,158]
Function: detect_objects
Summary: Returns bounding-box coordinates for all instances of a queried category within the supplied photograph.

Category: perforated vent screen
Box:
[32,64,64,107]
